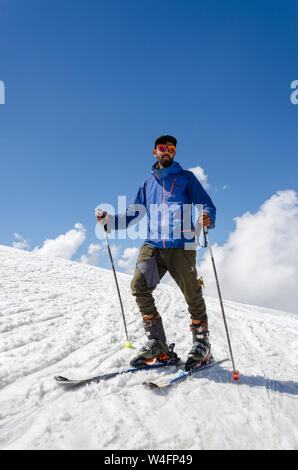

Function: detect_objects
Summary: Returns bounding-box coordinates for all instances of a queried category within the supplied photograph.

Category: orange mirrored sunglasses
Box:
[157,144,176,154]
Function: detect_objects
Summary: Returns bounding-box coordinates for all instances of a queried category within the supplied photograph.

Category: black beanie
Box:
[154,135,177,148]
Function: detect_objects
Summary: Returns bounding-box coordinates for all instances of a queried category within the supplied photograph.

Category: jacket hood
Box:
[151,161,183,180]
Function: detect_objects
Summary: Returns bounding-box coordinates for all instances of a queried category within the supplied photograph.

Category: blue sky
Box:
[0,0,298,278]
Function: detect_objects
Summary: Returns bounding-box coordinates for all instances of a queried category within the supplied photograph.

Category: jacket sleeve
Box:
[113,182,148,231]
[186,171,216,229]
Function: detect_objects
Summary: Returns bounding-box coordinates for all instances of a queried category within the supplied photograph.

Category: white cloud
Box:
[118,247,139,274]
[189,166,210,189]
[109,244,120,258]
[12,233,31,250]
[79,243,101,265]
[99,241,120,259]
[197,190,298,314]
[33,223,86,259]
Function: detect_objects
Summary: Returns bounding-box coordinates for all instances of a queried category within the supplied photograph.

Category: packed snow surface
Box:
[0,244,297,450]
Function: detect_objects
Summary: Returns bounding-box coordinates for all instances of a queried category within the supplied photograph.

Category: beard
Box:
[159,155,173,167]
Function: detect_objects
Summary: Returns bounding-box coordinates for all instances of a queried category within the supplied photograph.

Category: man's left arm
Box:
[186,172,216,229]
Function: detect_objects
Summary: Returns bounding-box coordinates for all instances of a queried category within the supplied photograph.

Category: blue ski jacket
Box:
[113,161,216,249]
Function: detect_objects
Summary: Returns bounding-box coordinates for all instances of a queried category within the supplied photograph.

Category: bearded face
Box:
[153,142,176,168]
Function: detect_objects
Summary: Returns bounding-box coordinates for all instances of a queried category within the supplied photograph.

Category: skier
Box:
[96,135,216,371]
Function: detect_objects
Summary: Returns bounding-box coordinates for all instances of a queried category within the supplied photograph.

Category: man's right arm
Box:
[115,183,147,230]
[96,181,147,232]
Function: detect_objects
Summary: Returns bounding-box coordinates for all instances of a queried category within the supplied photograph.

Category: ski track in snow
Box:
[0,244,297,450]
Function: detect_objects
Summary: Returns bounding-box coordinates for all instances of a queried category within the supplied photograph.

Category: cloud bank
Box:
[79,243,101,265]
[33,223,86,259]
[197,190,298,314]
[118,247,139,274]
[189,166,210,189]
[12,233,31,250]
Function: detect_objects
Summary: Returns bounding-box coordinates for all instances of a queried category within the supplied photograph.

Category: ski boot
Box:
[185,321,212,371]
[130,315,179,368]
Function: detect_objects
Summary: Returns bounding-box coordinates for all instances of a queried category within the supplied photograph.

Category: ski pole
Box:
[102,220,132,348]
[203,227,239,381]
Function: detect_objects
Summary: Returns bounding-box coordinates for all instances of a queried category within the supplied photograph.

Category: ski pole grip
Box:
[102,213,108,232]
[96,210,108,232]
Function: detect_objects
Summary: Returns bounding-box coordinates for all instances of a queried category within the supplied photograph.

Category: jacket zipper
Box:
[155,172,176,248]
[169,178,176,197]
[162,180,166,248]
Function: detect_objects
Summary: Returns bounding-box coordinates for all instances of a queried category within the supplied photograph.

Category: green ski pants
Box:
[130,244,207,324]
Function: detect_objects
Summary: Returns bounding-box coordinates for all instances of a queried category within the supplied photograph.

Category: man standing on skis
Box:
[96,135,216,371]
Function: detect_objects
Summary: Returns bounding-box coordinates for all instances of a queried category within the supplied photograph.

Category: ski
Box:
[54,360,184,386]
[143,357,229,389]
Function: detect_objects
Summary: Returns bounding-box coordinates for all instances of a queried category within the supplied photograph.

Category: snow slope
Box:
[0,244,297,450]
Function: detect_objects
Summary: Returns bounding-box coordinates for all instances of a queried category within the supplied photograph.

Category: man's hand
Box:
[95,207,108,225]
[199,210,211,227]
